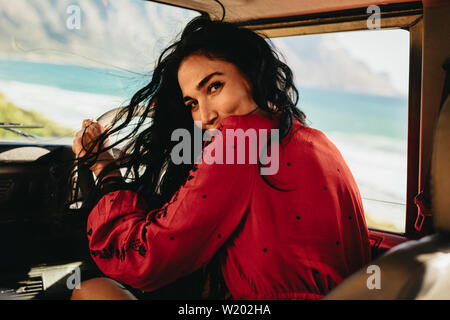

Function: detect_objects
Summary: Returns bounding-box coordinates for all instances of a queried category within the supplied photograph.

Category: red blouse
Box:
[87,112,371,300]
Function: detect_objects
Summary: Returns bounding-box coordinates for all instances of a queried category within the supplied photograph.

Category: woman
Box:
[71,16,371,300]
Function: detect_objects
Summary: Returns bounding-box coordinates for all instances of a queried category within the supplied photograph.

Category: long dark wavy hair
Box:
[73,15,306,299]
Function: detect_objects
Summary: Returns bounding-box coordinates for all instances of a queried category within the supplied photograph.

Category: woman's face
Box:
[178,54,257,130]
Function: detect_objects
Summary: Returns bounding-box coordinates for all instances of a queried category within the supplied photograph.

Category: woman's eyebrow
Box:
[183,72,224,102]
[197,72,223,90]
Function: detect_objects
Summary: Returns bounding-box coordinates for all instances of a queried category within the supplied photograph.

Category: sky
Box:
[329,28,410,96]
[0,0,411,97]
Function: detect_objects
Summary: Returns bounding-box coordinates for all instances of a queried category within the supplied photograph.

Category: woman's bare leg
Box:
[70,277,138,300]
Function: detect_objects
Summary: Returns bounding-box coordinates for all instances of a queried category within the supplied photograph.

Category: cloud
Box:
[0,0,407,97]
[272,35,405,97]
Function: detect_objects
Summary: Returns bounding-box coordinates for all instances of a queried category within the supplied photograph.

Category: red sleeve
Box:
[86,128,257,292]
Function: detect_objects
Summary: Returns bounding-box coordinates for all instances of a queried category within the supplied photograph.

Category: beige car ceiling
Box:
[150,0,418,21]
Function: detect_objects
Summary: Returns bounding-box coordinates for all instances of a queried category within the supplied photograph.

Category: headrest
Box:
[431,95,450,232]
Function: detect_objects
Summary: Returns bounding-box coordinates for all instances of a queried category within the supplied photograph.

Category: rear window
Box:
[272,29,409,233]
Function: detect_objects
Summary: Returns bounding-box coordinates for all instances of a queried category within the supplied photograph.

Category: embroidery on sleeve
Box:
[127,238,147,257]
[91,243,126,261]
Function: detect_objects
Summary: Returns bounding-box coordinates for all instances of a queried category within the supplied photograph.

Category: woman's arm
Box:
[86,128,257,292]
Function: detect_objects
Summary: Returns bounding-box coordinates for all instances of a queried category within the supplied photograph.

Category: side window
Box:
[0,0,199,142]
[273,29,409,233]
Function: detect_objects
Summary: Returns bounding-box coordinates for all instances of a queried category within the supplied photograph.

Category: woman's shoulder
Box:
[217,112,331,141]
[216,112,333,150]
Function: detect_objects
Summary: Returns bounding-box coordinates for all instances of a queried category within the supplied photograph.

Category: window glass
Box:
[273,29,409,233]
[0,2,409,233]
[0,0,199,142]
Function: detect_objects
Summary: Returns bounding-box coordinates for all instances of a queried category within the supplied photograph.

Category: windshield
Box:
[0,0,199,142]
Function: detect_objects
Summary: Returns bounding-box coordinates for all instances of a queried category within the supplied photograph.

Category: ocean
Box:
[0,59,408,232]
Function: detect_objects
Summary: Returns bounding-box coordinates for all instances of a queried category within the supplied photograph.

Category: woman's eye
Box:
[187,100,198,109]
[208,81,223,94]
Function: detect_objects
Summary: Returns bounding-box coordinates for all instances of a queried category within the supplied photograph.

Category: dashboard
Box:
[0,142,95,299]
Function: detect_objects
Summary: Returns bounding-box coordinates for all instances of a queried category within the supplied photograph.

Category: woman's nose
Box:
[198,103,218,128]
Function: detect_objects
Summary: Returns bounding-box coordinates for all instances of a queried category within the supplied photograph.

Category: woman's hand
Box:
[72,119,118,178]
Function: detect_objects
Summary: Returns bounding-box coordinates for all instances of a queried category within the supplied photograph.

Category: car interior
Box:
[0,0,449,300]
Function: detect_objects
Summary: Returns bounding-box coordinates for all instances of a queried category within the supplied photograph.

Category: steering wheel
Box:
[76,106,147,209]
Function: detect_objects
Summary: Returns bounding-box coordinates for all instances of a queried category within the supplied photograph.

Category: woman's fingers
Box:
[73,119,106,157]
[72,119,116,175]
[82,119,93,129]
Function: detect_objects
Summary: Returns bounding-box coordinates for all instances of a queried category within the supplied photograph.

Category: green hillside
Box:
[0,92,74,139]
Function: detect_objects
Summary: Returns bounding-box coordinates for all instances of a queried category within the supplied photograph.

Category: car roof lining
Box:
[147,0,423,37]
[147,0,420,22]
